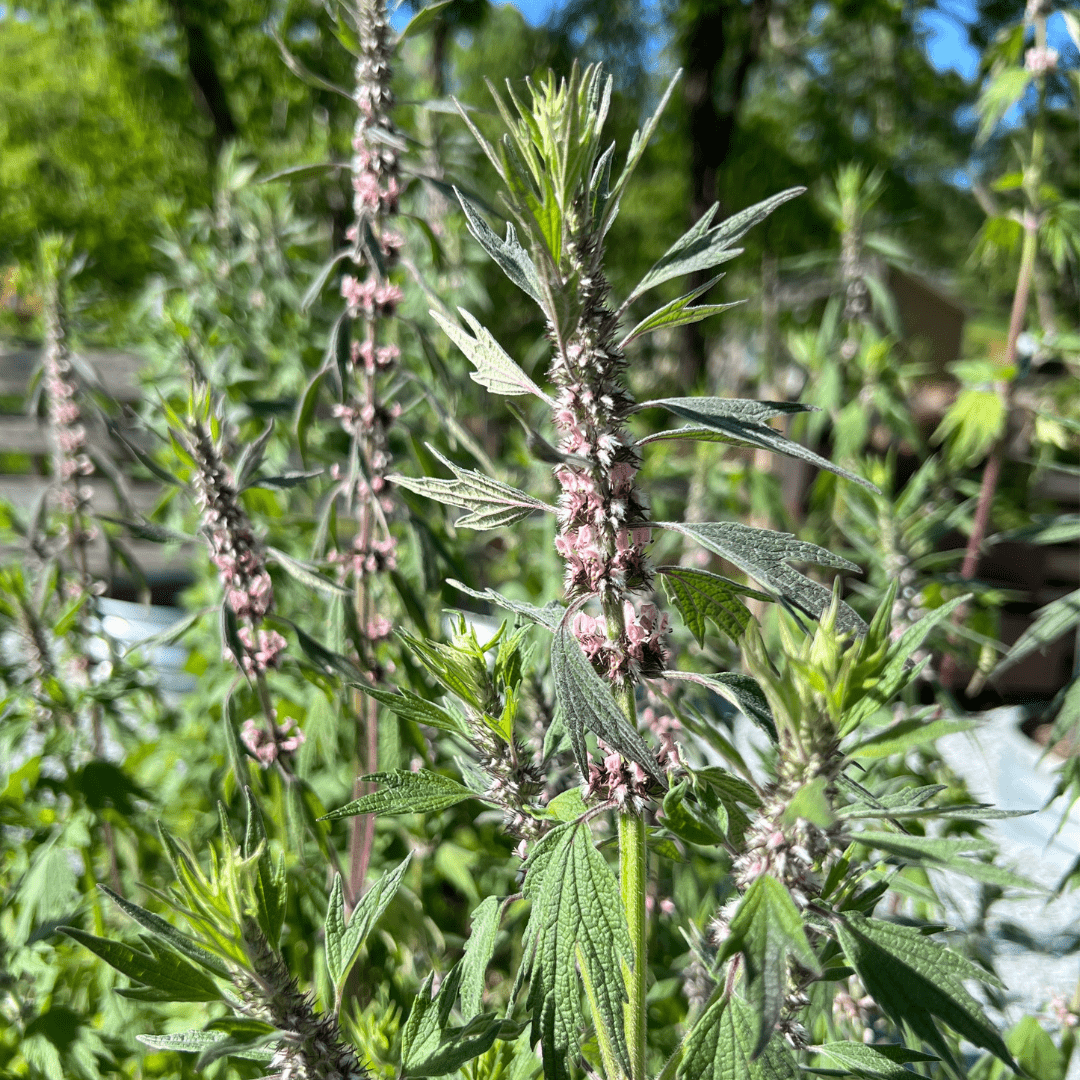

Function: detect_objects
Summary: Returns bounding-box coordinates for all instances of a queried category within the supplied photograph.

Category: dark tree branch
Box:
[168,0,238,150]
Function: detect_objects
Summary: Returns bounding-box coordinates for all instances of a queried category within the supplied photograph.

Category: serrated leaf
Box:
[620,275,742,347]
[678,991,799,1080]
[662,669,777,741]
[97,886,230,978]
[325,855,411,989]
[846,717,977,759]
[266,546,350,596]
[516,821,632,1080]
[392,447,553,530]
[430,307,552,404]
[657,565,770,645]
[60,927,222,1002]
[320,770,477,819]
[991,588,1080,680]
[813,1041,937,1079]
[628,188,805,301]
[718,875,820,1056]
[136,1029,274,1062]
[552,622,665,787]
[663,779,726,845]
[835,913,1015,1074]
[242,788,286,949]
[657,521,865,634]
[355,683,468,735]
[460,896,502,1021]
[447,579,564,631]
[455,191,544,305]
[638,398,878,492]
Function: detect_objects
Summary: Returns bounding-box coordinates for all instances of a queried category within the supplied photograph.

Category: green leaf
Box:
[136,1029,274,1063]
[835,913,1015,1074]
[663,779,726,845]
[657,565,770,645]
[783,776,836,828]
[678,991,799,1080]
[718,875,820,1056]
[320,770,478,819]
[661,669,777,741]
[97,886,230,979]
[516,820,632,1080]
[266,546,350,596]
[396,0,453,43]
[1005,1016,1065,1080]
[325,855,412,989]
[846,717,977,759]
[628,188,805,301]
[455,192,544,305]
[812,1042,937,1079]
[991,588,1080,680]
[977,67,1033,142]
[546,785,588,821]
[448,580,563,631]
[638,398,878,492]
[657,521,865,634]
[59,927,222,1002]
[460,895,503,1021]
[392,447,554,530]
[355,683,468,736]
[242,788,287,949]
[620,274,742,346]
[244,469,323,491]
[430,307,552,403]
[551,621,666,786]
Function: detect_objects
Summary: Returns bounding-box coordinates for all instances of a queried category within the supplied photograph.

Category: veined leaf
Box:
[320,770,478,819]
[846,717,977,759]
[637,398,878,492]
[516,820,633,1080]
[835,913,1016,1073]
[661,669,777,741]
[657,565,770,645]
[456,191,544,305]
[628,188,805,302]
[812,1042,937,1080]
[137,1029,274,1063]
[448,579,564,631]
[657,521,865,634]
[663,779,727,845]
[266,547,350,596]
[430,307,553,404]
[619,275,742,347]
[677,990,799,1080]
[391,447,554,530]
[60,927,222,1002]
[242,789,287,950]
[325,855,411,989]
[991,588,1080,680]
[460,895,503,1021]
[552,622,666,786]
[718,875,820,1056]
[355,683,468,736]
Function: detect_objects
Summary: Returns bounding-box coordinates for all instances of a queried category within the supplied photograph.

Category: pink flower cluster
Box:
[236,626,288,676]
[572,600,669,682]
[43,317,93,512]
[341,275,404,319]
[240,715,305,767]
[1025,45,1058,74]
[351,339,400,374]
[328,534,398,580]
[585,744,652,813]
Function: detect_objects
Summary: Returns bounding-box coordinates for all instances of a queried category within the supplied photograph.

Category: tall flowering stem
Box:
[334,0,406,903]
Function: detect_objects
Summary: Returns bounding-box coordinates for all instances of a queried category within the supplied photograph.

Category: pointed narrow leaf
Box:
[552,622,666,786]
[718,875,820,1056]
[620,276,742,346]
[460,895,503,1021]
[835,913,1016,1072]
[813,1042,937,1080]
[638,398,878,492]
[355,683,467,735]
[137,1030,274,1063]
[456,191,544,304]
[266,546,351,596]
[396,0,453,44]
[991,588,1080,680]
[430,307,552,404]
[391,447,553,530]
[447,579,564,631]
[662,670,777,740]
[657,564,770,645]
[320,770,477,819]
[658,520,865,634]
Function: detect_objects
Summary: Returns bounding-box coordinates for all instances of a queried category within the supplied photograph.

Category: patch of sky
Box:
[916,0,980,80]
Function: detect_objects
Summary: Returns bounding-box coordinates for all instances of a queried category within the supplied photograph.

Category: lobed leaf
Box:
[456,191,544,305]
[619,275,742,346]
[320,770,478,819]
[657,564,770,645]
[355,683,468,736]
[448,579,564,631]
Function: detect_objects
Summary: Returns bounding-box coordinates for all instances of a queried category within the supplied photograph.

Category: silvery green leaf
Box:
[391,447,554,530]
[657,565,770,645]
[619,275,742,347]
[638,398,879,492]
[552,622,666,786]
[234,420,275,488]
[266,546,351,595]
[460,895,503,1021]
[456,191,544,305]
[447,579,563,631]
[629,188,805,303]
[320,770,478,819]
[136,1030,274,1062]
[355,683,469,736]
[325,856,412,989]
[718,875,820,1056]
[812,1042,937,1080]
[242,469,323,491]
[657,520,865,634]
[661,669,777,741]
[990,587,1080,680]
[516,821,633,1080]
[429,307,552,403]
[835,913,1015,1072]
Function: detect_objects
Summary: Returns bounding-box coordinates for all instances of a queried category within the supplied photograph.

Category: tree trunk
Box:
[169,1,238,152]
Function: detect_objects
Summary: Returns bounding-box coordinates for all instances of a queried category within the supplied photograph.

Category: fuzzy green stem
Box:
[619,811,648,1080]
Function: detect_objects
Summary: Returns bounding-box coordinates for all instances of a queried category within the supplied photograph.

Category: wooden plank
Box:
[0,475,164,516]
